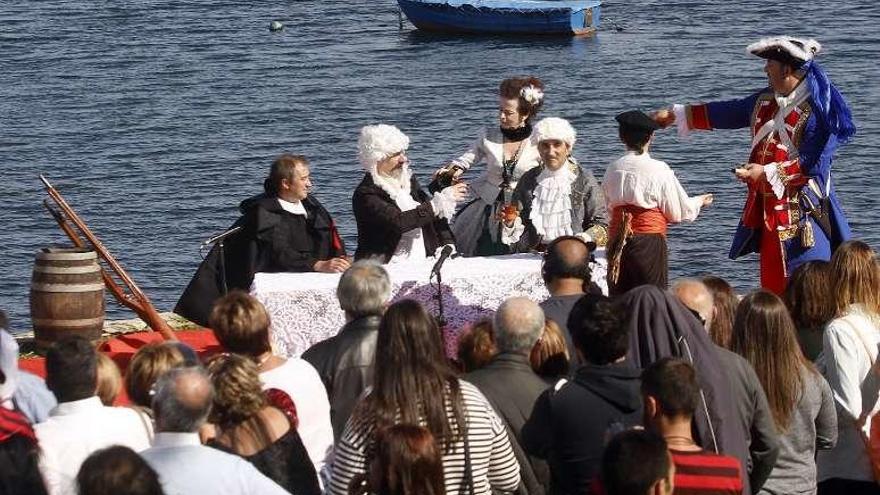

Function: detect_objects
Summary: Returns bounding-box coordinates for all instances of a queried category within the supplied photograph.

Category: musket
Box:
[40,175,177,341]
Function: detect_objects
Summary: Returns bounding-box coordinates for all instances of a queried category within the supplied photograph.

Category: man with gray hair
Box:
[672,278,779,493]
[465,297,551,495]
[140,367,290,495]
[303,260,391,438]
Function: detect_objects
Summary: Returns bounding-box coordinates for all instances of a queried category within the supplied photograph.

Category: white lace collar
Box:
[529,161,577,242]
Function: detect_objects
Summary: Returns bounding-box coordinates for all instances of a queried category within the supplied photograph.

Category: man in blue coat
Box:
[654,36,855,294]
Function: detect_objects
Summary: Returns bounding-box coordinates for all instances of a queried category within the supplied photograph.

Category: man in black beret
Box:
[601,110,713,295]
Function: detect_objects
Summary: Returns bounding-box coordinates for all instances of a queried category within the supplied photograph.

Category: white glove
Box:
[430,185,464,220]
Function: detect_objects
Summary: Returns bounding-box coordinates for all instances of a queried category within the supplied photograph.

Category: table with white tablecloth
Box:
[251,252,607,357]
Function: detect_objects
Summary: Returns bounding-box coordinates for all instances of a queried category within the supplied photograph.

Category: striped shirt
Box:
[329,380,521,495]
[670,448,743,495]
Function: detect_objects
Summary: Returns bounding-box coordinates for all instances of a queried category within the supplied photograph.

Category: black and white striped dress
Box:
[329,380,521,495]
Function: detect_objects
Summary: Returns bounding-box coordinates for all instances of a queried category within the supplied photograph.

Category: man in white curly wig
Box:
[653,36,855,298]
[352,124,468,263]
[500,117,607,253]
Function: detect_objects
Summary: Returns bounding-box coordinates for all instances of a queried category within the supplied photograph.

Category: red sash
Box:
[609,206,667,237]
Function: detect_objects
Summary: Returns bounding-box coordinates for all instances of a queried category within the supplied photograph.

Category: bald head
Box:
[543,237,592,297]
[152,367,214,433]
[672,279,714,330]
[494,297,545,354]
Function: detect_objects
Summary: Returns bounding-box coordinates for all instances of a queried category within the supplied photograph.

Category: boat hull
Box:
[398,0,601,36]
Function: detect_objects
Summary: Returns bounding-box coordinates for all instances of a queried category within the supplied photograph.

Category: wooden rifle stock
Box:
[40,175,177,341]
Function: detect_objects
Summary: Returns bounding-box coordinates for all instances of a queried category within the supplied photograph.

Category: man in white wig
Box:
[653,36,855,296]
[353,124,467,263]
[501,117,607,252]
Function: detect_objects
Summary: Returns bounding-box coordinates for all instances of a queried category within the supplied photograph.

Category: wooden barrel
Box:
[30,247,105,349]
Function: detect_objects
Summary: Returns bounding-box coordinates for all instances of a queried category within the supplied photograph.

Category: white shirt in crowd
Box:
[260,358,334,478]
[602,151,705,223]
[35,396,152,495]
[141,432,290,495]
[818,304,880,483]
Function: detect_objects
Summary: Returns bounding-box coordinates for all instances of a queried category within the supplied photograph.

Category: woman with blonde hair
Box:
[125,343,186,409]
[205,353,320,495]
[530,318,571,380]
[818,240,880,494]
[731,290,837,494]
[95,353,122,406]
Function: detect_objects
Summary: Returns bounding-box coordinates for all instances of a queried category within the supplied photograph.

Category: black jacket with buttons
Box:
[352,173,455,262]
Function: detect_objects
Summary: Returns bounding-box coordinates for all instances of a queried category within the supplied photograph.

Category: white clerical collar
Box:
[152,432,202,448]
[277,197,307,216]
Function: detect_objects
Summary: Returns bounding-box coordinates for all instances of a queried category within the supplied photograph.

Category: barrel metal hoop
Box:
[32,265,101,274]
[35,251,97,261]
[31,283,105,292]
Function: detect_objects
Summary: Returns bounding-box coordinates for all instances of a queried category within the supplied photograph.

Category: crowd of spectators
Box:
[0,239,878,495]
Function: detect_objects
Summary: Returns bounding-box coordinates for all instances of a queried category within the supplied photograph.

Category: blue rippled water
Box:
[2,0,878,331]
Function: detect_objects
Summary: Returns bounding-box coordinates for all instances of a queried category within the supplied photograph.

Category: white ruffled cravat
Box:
[529,164,576,242]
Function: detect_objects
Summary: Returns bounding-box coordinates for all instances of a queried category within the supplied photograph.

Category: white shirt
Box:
[35,396,152,495]
[602,151,704,223]
[141,432,289,495]
[260,358,334,478]
[277,197,307,216]
[818,305,880,483]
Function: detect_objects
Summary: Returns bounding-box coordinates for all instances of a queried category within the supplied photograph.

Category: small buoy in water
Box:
[269,20,284,32]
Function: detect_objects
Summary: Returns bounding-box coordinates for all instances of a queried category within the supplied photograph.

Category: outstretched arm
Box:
[654,89,766,137]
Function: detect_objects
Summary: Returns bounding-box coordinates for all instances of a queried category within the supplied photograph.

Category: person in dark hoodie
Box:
[175,154,348,326]
[521,295,641,495]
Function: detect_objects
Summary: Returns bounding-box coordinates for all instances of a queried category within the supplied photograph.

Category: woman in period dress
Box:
[437,77,546,256]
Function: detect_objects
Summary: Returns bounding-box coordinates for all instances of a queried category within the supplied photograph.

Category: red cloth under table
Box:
[17,329,222,406]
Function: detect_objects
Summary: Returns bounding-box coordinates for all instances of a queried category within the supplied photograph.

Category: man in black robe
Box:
[175,154,348,326]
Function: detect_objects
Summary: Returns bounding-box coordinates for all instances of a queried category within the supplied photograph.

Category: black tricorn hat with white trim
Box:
[747,36,822,67]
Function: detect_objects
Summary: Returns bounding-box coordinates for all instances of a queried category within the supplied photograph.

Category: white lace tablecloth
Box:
[251,252,607,357]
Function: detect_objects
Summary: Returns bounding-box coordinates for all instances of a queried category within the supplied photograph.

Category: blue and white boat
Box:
[397,0,601,36]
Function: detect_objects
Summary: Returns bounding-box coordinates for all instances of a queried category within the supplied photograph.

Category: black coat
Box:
[352,173,455,262]
[174,194,346,326]
[521,362,642,495]
[301,315,381,440]
[465,353,553,495]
